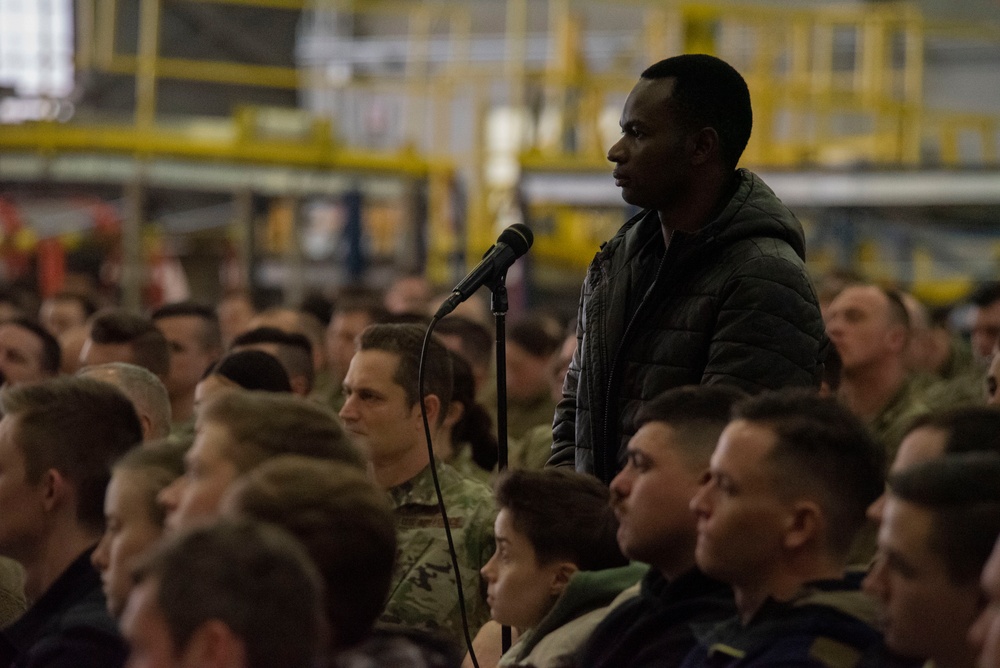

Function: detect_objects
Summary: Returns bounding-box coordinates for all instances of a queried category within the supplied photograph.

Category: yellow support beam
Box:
[106,56,301,89]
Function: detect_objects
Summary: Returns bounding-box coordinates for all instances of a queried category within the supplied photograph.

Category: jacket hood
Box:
[701,169,807,260]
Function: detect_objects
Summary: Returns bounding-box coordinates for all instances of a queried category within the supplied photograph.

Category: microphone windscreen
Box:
[497,224,533,256]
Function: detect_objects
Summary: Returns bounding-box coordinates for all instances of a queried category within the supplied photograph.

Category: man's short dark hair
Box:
[883,288,911,330]
[208,350,292,393]
[231,326,314,392]
[635,384,748,466]
[970,282,1000,309]
[358,323,452,421]
[2,317,60,375]
[201,391,364,473]
[434,316,493,372]
[734,390,886,557]
[904,406,1000,456]
[228,456,396,650]
[889,453,1000,584]
[133,518,323,668]
[332,292,389,324]
[495,469,627,572]
[641,54,752,171]
[89,309,170,377]
[1,377,143,532]
[508,314,562,358]
[150,301,222,352]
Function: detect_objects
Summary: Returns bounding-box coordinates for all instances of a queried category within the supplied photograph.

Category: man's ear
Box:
[549,562,578,598]
[415,394,442,428]
[40,468,69,513]
[181,619,247,668]
[690,127,720,166]
[783,500,823,552]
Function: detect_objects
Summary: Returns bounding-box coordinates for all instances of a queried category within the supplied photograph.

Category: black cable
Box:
[418,315,480,668]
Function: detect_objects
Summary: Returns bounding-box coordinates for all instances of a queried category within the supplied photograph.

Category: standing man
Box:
[550,54,826,482]
[339,323,494,643]
[150,302,222,429]
[0,377,143,668]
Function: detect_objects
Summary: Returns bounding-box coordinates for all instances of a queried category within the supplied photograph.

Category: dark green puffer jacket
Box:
[549,169,828,483]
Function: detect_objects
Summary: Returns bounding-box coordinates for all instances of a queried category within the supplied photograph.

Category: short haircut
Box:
[0,377,143,532]
[434,316,493,372]
[635,384,748,467]
[200,391,364,473]
[150,301,222,352]
[508,314,562,358]
[889,453,1000,584]
[133,518,324,668]
[733,390,886,557]
[641,54,752,171]
[208,350,292,393]
[231,326,314,392]
[1,317,60,375]
[358,323,452,421]
[89,309,170,377]
[77,362,172,440]
[112,438,188,528]
[904,406,1000,456]
[970,282,1000,309]
[227,456,396,650]
[494,469,628,571]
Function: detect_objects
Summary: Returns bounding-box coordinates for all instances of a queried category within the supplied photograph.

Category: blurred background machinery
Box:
[0,0,999,313]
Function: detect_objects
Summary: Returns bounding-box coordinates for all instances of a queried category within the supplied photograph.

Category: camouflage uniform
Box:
[869,374,930,464]
[381,460,496,644]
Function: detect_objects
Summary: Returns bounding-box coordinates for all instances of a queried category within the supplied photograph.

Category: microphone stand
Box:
[490,275,513,654]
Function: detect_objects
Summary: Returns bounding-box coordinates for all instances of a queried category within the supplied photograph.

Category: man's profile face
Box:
[39,298,87,338]
[158,421,239,532]
[154,316,217,398]
[610,422,703,571]
[0,323,47,387]
[0,415,47,560]
[606,76,694,211]
[120,579,181,668]
[824,286,901,373]
[338,349,421,464]
[690,419,788,587]
[865,496,980,666]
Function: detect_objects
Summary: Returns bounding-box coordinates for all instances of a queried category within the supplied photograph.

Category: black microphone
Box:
[434,223,534,319]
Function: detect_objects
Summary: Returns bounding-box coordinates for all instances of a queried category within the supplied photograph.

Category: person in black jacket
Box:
[0,377,143,668]
[549,54,827,483]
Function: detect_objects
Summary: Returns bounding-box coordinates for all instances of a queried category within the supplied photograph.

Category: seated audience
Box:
[865,453,1000,668]
[504,314,562,442]
[683,390,886,667]
[340,323,494,643]
[159,391,363,531]
[77,362,172,442]
[121,519,324,668]
[479,469,640,668]
[0,377,143,668]
[579,385,744,668]
[91,439,187,618]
